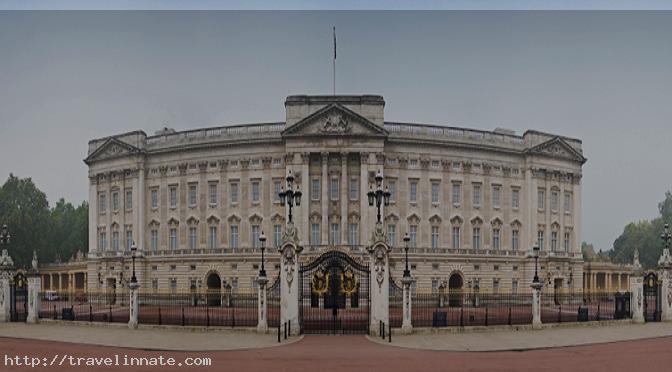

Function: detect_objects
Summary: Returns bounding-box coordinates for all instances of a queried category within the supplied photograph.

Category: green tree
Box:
[0,174,51,267]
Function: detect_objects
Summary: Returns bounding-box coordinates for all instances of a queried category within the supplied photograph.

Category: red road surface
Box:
[2,334,672,372]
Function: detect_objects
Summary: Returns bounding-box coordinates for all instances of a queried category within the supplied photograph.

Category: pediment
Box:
[85,138,143,164]
[527,137,586,164]
[282,104,388,138]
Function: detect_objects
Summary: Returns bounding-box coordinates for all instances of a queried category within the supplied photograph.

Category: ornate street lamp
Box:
[532,242,540,284]
[130,241,138,285]
[279,170,302,223]
[367,169,391,224]
[259,231,267,278]
[403,232,411,278]
[0,224,10,246]
[661,223,671,249]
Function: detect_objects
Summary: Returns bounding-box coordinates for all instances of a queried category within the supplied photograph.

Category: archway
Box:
[206,272,222,306]
[448,273,463,307]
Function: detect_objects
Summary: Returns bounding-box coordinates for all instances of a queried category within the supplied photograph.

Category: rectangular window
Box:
[473,184,481,207]
[492,228,500,250]
[112,191,119,211]
[126,230,133,251]
[538,230,545,251]
[551,191,559,211]
[150,189,158,209]
[170,278,177,294]
[330,178,339,200]
[250,225,260,249]
[209,183,218,205]
[273,180,282,202]
[388,180,396,202]
[230,182,239,204]
[251,181,260,202]
[311,179,320,200]
[189,227,197,249]
[431,226,439,250]
[431,181,440,204]
[99,232,107,250]
[452,183,461,205]
[511,188,520,209]
[150,230,158,251]
[169,186,177,208]
[152,279,158,293]
[512,279,519,294]
[274,224,282,248]
[432,279,439,293]
[189,184,197,207]
[169,228,177,250]
[512,230,519,250]
[493,279,500,294]
[409,180,418,203]
[329,223,340,245]
[564,232,571,252]
[472,228,481,250]
[230,225,239,250]
[409,225,417,248]
[452,227,460,249]
[537,189,545,210]
[125,190,133,210]
[551,231,558,251]
[349,178,358,201]
[209,226,217,249]
[492,186,501,209]
[564,192,572,213]
[349,223,358,247]
[311,223,321,246]
[387,224,396,247]
[112,231,119,251]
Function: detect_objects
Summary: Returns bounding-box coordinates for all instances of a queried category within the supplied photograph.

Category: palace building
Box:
[84,94,586,297]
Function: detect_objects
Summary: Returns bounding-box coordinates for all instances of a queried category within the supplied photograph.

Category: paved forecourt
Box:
[0,322,292,351]
[369,322,672,351]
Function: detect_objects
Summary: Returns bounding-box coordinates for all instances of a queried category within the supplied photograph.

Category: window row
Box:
[537,188,573,213]
[98,189,133,213]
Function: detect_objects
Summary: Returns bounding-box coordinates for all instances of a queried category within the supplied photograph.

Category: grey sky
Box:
[1,11,671,252]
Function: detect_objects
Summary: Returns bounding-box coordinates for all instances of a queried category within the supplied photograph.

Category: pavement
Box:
[2,333,672,372]
[368,321,672,351]
[1,321,672,353]
[0,321,297,351]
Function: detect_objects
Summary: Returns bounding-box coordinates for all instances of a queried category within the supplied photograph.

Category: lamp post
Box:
[130,242,137,285]
[662,223,672,249]
[367,169,391,224]
[403,232,411,278]
[259,231,267,278]
[279,170,302,223]
[532,242,540,284]
[0,224,10,247]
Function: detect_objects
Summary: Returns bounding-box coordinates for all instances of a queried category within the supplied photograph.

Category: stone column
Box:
[128,281,139,329]
[630,276,645,323]
[368,225,390,336]
[340,152,348,246]
[660,271,672,322]
[279,223,302,336]
[401,276,413,334]
[0,249,15,323]
[531,281,543,329]
[321,152,329,245]
[257,275,268,333]
[27,275,41,323]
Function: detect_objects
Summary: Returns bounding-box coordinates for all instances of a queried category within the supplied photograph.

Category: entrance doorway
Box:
[10,272,27,322]
[206,272,222,306]
[299,250,370,334]
[643,272,660,322]
[448,273,463,307]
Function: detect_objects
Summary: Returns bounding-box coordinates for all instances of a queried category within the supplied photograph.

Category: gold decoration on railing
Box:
[341,267,358,295]
[311,267,329,296]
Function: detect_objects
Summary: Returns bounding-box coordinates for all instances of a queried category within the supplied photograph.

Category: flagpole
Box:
[333,26,336,96]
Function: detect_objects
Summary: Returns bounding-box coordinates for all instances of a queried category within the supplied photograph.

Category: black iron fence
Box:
[137,290,258,327]
[39,291,130,323]
[267,276,281,328]
[541,291,631,323]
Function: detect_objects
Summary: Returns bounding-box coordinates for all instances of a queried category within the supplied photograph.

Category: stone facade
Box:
[84,94,586,296]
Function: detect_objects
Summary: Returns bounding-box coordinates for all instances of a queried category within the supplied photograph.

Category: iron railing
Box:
[541,291,631,323]
[38,291,130,323]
